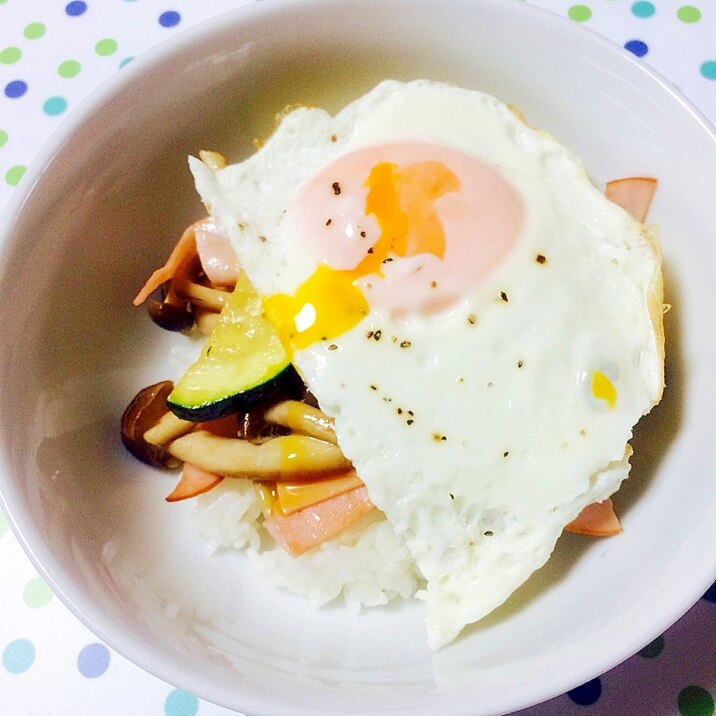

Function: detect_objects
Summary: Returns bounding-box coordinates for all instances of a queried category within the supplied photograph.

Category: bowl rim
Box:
[1,0,716,714]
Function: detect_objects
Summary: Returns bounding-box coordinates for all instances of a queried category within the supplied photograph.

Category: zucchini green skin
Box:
[167,272,298,422]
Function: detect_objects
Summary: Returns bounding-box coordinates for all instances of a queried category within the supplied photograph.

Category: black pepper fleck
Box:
[328,344,338,351]
[406,419,414,425]
[330,134,337,142]
[430,280,438,288]
[467,314,477,325]
[370,384,378,391]
[500,291,509,302]
[383,257,394,263]
[484,530,494,537]
[332,182,341,195]
[373,330,382,341]
[400,340,412,348]
[259,235,267,243]
[367,247,374,254]
[536,254,547,264]
[325,218,332,226]
[449,493,455,500]
[517,360,524,368]
[366,330,374,339]
[397,408,403,415]
[360,230,366,238]
[503,451,509,457]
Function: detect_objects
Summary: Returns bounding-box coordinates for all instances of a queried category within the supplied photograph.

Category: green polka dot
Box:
[0,130,8,149]
[701,61,716,80]
[677,5,702,22]
[58,60,81,78]
[5,165,26,186]
[568,4,592,22]
[638,634,664,658]
[0,46,22,64]
[24,22,46,40]
[95,38,118,57]
[678,685,715,716]
[0,509,8,537]
[23,576,53,608]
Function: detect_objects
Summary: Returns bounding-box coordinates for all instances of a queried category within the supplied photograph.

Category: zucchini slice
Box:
[168,272,297,422]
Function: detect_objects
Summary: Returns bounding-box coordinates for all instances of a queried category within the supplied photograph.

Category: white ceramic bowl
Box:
[1,1,715,714]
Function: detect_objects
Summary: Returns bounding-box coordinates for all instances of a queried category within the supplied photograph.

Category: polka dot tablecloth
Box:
[0,1,714,715]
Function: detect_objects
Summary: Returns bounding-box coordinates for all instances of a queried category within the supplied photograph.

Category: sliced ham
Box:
[605,177,657,222]
[565,497,622,536]
[133,223,198,306]
[165,462,223,502]
[194,218,239,287]
[263,485,374,556]
[133,218,238,307]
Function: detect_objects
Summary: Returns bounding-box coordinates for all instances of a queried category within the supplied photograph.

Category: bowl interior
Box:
[1,1,716,714]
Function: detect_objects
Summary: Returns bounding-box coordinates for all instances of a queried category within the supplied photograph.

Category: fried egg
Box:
[190,80,664,649]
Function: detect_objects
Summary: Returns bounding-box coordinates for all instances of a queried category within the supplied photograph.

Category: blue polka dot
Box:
[164,690,199,716]
[568,677,602,706]
[43,96,68,116]
[119,56,135,68]
[4,80,28,99]
[703,581,716,602]
[625,39,649,57]
[77,642,110,678]
[159,11,181,28]
[701,61,716,80]
[631,1,656,18]
[3,639,36,674]
[65,1,88,16]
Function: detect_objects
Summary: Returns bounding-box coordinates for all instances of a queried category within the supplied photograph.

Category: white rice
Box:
[193,479,424,609]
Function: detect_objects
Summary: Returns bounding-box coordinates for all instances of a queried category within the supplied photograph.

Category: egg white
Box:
[191,80,663,648]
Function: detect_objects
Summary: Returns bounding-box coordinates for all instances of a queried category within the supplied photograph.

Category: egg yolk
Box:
[265,142,524,352]
[592,370,618,409]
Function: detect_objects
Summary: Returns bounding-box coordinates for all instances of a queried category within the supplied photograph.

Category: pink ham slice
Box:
[605,177,657,222]
[133,218,238,306]
[193,218,239,287]
[166,462,224,502]
[263,485,375,556]
[565,498,622,536]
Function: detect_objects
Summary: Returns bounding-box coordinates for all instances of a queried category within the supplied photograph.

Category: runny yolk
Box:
[265,265,369,350]
[265,157,460,351]
[592,370,618,409]
[265,142,523,353]
[354,160,459,275]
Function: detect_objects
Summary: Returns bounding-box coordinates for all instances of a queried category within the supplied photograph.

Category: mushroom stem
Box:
[143,410,195,447]
[167,430,351,479]
[176,280,230,311]
[264,400,337,444]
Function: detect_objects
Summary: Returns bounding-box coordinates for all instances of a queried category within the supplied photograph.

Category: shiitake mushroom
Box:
[121,380,180,468]
[147,298,194,332]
